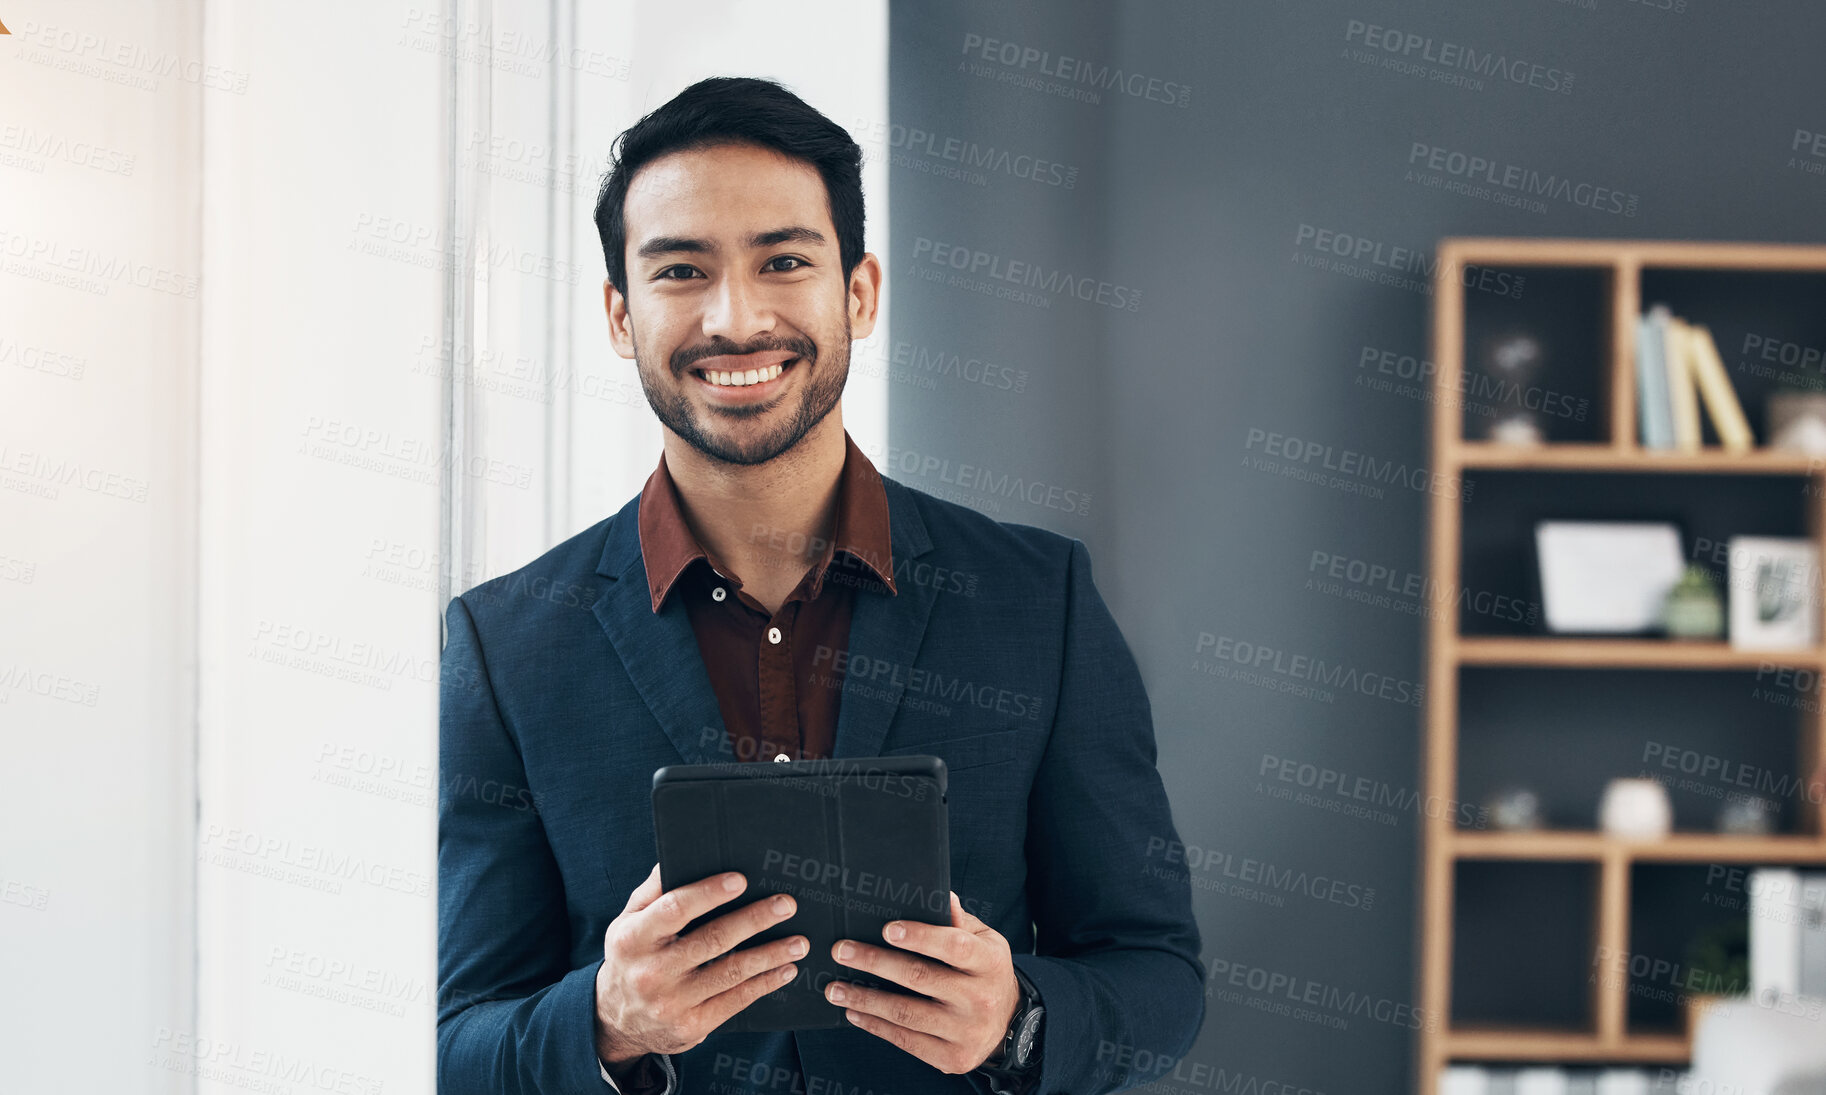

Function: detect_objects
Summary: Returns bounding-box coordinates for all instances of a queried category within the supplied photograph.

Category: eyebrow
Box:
[635,225,828,261]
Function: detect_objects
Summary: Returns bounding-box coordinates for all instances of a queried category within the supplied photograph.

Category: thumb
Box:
[623,863,664,914]
[949,891,986,932]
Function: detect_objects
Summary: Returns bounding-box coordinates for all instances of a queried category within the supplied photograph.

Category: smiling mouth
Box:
[693,357,798,388]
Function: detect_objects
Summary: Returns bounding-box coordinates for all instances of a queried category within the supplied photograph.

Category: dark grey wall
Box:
[887,1,1826,1091]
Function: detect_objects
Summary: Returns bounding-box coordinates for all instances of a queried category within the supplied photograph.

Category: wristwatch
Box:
[978,966,1044,1095]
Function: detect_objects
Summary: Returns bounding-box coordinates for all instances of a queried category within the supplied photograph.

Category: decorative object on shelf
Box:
[1716,795,1775,836]
[1749,869,1826,999]
[1635,304,1752,452]
[1487,786,1544,832]
[1766,388,1826,455]
[1685,919,1751,1003]
[1661,565,1725,639]
[1475,331,1548,445]
[1535,521,1685,634]
[1598,777,1672,839]
[1725,536,1820,650]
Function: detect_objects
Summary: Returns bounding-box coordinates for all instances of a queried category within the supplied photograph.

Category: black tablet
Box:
[650,754,951,1032]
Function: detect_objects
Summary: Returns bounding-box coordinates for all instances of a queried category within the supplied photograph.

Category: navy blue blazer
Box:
[437,473,1205,1094]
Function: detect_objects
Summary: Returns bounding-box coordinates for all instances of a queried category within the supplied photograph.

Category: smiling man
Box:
[437,76,1204,1095]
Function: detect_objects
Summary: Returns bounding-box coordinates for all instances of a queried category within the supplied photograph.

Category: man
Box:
[437,76,1204,1095]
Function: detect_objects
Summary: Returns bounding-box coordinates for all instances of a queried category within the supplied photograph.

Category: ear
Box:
[846,252,884,342]
[604,278,635,359]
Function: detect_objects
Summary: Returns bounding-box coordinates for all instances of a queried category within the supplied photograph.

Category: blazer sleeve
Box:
[1011,538,1207,1094]
[437,594,609,1094]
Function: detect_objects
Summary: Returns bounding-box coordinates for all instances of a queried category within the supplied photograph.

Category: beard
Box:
[633,314,850,467]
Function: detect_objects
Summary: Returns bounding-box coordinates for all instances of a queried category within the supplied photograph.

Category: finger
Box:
[876,918,984,972]
[692,958,801,1033]
[632,871,750,946]
[664,892,799,972]
[688,933,810,1005]
[831,940,962,998]
[948,891,986,932]
[825,979,959,1042]
[839,1007,963,1073]
[622,863,664,914]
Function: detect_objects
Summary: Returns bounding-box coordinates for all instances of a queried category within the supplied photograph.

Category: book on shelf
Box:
[1664,314,1703,453]
[1636,306,1675,449]
[1635,304,1754,451]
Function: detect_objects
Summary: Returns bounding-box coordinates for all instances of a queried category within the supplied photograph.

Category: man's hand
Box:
[594,864,809,1068]
[825,892,1021,1074]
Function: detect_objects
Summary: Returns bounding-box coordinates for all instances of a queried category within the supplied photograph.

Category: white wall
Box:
[0,2,201,1089]
[4,2,887,1092]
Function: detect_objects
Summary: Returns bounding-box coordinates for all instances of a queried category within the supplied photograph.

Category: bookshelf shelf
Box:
[1418,239,1826,1094]
[1451,831,1826,864]
[1454,442,1822,475]
[1454,637,1825,670]
[1444,1026,1690,1064]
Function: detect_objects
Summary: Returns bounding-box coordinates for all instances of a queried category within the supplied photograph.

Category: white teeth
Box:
[702,362,785,387]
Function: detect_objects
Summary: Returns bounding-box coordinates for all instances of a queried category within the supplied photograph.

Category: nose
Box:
[700,270,774,346]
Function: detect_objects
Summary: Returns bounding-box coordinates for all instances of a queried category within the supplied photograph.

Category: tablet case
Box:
[651,755,951,1032]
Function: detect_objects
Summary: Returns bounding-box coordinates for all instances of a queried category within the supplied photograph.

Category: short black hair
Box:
[593,76,865,299]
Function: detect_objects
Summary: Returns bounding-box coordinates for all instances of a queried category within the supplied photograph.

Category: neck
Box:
[661,409,848,592]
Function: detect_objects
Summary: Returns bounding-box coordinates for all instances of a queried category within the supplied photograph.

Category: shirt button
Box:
[767,626,782,645]
[773,753,791,763]
[711,587,727,602]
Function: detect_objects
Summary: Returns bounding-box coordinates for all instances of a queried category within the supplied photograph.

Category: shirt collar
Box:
[637,430,897,613]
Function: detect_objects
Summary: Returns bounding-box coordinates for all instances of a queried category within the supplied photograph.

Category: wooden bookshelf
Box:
[1417,239,1826,1092]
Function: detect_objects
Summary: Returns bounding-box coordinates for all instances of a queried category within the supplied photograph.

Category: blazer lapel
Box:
[832,476,937,760]
[591,494,728,767]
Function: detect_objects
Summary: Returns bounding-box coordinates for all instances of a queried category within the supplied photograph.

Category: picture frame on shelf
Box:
[1534,520,1685,635]
[1726,536,1820,651]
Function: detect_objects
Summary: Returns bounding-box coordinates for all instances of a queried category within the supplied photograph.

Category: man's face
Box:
[605,141,878,467]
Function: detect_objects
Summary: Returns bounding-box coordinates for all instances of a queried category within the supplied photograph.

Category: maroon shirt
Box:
[636,430,897,765]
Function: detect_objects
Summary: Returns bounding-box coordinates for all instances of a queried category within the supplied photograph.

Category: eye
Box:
[767,256,810,273]
[655,265,701,281]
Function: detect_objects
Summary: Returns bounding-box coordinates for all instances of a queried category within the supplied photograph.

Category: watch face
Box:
[1013,1006,1043,1067]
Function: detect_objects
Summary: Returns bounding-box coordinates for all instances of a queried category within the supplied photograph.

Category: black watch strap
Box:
[979,967,1043,1093]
